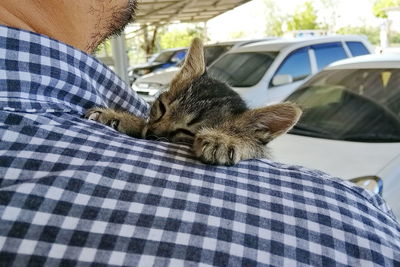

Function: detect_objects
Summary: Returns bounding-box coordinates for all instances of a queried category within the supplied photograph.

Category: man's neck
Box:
[0,1,95,53]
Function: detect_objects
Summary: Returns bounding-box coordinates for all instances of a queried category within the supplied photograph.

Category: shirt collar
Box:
[0,25,149,117]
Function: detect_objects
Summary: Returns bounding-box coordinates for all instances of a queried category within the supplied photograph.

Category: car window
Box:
[153,51,176,63]
[312,42,347,70]
[208,52,277,87]
[171,50,187,63]
[204,45,233,66]
[346,41,370,56]
[287,69,400,142]
[274,47,311,83]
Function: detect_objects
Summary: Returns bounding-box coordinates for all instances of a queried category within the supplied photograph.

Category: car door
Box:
[267,47,312,104]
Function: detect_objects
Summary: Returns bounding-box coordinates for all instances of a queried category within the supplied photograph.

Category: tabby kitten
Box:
[85,38,302,166]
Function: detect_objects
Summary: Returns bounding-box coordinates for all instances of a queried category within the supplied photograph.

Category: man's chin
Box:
[90,0,137,53]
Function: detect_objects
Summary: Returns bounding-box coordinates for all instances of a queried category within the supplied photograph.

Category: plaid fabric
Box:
[0,25,399,266]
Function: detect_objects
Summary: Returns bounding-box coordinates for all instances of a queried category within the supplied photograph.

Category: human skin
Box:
[0,0,137,53]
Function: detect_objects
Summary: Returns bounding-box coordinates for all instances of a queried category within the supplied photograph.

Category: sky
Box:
[206,0,383,41]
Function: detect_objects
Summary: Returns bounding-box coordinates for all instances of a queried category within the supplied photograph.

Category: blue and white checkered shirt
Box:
[0,25,399,266]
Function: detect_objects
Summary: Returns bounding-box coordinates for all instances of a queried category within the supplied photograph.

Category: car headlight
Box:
[137,69,151,76]
[132,82,168,96]
[349,176,383,195]
[134,82,150,89]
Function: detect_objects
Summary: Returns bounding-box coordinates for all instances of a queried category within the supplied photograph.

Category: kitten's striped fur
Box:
[86,38,302,165]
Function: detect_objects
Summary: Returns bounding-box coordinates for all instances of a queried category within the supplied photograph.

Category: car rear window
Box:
[208,52,277,87]
[346,41,370,56]
[312,42,347,70]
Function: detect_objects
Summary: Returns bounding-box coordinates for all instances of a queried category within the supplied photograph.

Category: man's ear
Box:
[237,102,302,143]
[169,38,206,97]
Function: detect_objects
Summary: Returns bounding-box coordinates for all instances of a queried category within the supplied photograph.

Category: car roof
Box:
[230,35,369,53]
[205,38,276,48]
[157,47,188,53]
[326,53,400,69]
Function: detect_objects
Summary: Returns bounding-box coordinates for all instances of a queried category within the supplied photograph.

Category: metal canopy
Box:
[135,0,251,24]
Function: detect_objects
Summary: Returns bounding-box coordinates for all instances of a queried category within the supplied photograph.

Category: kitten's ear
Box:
[169,38,206,96]
[238,102,302,143]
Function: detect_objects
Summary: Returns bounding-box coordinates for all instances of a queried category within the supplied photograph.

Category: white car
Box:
[133,35,373,106]
[269,54,400,217]
[131,38,277,102]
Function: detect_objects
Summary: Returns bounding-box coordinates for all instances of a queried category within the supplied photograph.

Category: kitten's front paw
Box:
[84,107,145,137]
[85,107,120,130]
[193,131,240,166]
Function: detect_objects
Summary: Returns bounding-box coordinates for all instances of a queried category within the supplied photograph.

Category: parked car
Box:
[132,38,276,102]
[133,35,372,106]
[209,35,373,108]
[269,53,400,218]
[128,47,188,84]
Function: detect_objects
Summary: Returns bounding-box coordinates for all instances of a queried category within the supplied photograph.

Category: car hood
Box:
[130,62,164,70]
[268,134,400,180]
[135,68,179,85]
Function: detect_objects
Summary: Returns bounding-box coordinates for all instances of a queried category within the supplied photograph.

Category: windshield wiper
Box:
[341,133,400,142]
[290,124,335,139]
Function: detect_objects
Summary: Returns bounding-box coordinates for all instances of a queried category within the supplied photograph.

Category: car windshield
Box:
[208,52,277,87]
[204,45,233,66]
[287,68,400,142]
[152,51,176,63]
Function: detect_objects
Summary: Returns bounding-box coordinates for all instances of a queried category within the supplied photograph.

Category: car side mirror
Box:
[170,57,180,63]
[272,74,293,86]
[349,176,383,195]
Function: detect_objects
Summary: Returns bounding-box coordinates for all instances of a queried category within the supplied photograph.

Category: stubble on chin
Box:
[86,0,137,53]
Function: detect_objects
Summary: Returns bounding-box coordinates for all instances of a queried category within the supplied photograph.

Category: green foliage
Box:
[390,33,400,44]
[373,0,400,18]
[319,0,339,31]
[159,26,204,49]
[267,18,284,36]
[230,31,246,39]
[336,26,380,45]
[262,0,284,36]
[287,1,319,31]
[95,40,112,57]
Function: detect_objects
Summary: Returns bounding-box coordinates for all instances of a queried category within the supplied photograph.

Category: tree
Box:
[141,24,160,56]
[262,0,284,36]
[337,26,380,45]
[159,25,205,49]
[230,31,246,39]
[372,0,400,47]
[318,0,340,31]
[373,0,400,18]
[287,1,319,31]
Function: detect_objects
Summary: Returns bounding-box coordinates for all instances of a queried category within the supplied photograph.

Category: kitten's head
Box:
[143,38,247,144]
[143,38,302,145]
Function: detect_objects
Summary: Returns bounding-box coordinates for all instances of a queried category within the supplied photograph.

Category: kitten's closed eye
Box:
[170,128,195,138]
[169,128,195,144]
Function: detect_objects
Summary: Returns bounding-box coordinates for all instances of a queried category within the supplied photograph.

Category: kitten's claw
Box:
[84,107,145,138]
[85,108,104,121]
[84,107,121,131]
[193,133,239,166]
[228,148,235,162]
[87,111,100,121]
[110,119,119,130]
